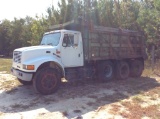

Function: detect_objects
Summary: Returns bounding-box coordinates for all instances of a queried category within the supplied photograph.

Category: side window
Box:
[62,34,79,47]
[62,34,68,47]
[68,34,74,47]
[74,34,79,47]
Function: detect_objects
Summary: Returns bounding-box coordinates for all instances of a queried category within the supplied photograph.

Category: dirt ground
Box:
[0,71,160,119]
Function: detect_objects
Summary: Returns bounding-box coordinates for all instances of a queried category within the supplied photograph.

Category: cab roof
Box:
[44,29,81,35]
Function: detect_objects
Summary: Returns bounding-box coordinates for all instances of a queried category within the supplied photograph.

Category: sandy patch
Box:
[0,73,160,119]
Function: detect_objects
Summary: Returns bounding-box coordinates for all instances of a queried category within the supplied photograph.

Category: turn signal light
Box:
[23,65,35,70]
[27,65,35,70]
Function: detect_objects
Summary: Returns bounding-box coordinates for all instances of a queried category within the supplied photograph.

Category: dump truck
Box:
[11,20,147,95]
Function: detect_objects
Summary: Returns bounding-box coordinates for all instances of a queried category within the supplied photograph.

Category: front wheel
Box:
[33,68,61,95]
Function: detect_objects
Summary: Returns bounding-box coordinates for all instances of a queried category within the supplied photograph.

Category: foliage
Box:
[0,0,159,57]
[137,0,160,55]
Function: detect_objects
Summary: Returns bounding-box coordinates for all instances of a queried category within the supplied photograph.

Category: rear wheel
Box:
[33,68,61,95]
[18,78,32,85]
[130,60,144,77]
[116,61,130,80]
[98,61,114,81]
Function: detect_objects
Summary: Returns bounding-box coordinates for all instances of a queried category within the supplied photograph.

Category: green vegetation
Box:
[0,0,159,57]
[0,58,12,73]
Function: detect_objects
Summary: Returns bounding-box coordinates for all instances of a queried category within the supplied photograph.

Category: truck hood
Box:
[14,45,55,52]
[13,45,60,64]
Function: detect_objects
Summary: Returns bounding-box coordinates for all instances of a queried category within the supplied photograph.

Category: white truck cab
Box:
[11,30,84,94]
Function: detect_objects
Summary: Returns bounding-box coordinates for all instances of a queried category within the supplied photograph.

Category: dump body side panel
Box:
[83,27,146,61]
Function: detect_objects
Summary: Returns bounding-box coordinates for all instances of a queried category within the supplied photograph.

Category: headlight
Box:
[23,65,35,70]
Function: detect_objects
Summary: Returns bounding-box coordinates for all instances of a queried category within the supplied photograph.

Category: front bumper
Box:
[11,68,33,81]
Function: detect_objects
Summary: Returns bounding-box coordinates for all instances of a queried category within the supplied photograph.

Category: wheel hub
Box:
[41,73,57,90]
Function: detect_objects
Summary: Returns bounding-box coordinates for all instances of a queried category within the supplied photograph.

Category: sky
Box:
[0,0,59,21]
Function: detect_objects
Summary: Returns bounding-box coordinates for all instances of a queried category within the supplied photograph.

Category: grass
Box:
[120,102,160,119]
[0,58,12,73]
[109,100,160,119]
[0,57,158,76]
[0,80,19,90]
[143,59,160,77]
[132,95,145,103]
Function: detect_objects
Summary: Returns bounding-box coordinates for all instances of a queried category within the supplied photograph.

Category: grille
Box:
[13,51,22,63]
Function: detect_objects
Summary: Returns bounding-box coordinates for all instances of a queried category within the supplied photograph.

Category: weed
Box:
[0,58,12,73]
[120,102,160,119]
[62,111,69,117]
[109,104,121,115]
[120,101,132,107]
[142,68,154,77]
[132,95,145,103]
[150,94,159,100]
[0,80,19,91]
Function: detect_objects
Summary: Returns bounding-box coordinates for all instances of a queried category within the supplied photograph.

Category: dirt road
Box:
[0,71,160,119]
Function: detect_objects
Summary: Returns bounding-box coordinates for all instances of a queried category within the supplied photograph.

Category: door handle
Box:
[78,54,80,57]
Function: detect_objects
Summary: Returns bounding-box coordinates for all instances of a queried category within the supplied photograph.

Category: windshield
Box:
[40,32,61,46]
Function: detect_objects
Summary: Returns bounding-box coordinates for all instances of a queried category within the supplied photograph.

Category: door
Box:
[61,33,84,67]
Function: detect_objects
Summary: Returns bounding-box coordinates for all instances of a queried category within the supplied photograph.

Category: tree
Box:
[137,0,160,57]
[29,16,48,46]
[0,0,159,58]
[0,20,12,56]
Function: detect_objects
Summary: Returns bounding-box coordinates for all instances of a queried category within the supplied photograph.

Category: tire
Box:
[116,61,130,80]
[98,61,114,81]
[130,60,144,77]
[18,78,32,85]
[33,68,61,95]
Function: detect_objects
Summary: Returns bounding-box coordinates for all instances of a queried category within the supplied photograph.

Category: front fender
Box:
[23,55,64,73]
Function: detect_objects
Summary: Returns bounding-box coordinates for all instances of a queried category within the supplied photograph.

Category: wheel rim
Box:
[104,65,113,78]
[41,72,57,90]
